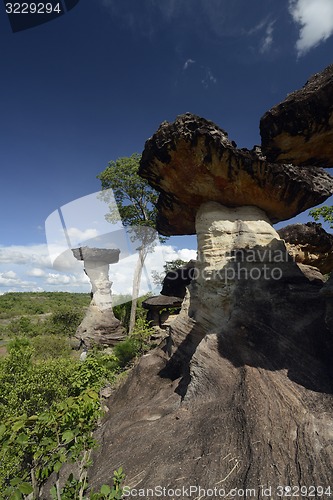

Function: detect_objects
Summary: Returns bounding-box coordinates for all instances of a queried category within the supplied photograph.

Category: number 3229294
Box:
[6,3,62,14]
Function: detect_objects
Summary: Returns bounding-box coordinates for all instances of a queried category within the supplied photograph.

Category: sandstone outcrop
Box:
[260,64,333,167]
[278,222,333,275]
[72,246,125,346]
[139,113,333,235]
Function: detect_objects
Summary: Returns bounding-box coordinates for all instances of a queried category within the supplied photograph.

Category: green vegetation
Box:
[0,291,154,498]
[309,205,333,229]
[0,292,90,320]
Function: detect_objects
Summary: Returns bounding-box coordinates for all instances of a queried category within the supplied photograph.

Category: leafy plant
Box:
[309,205,333,228]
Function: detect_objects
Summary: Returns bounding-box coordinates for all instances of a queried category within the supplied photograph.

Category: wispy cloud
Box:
[289,0,333,56]
[201,68,217,88]
[259,21,275,53]
[183,59,195,71]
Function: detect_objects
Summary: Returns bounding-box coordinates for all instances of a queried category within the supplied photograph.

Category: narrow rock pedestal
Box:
[72,247,125,347]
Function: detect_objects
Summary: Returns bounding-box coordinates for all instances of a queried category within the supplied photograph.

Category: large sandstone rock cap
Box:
[260,64,333,167]
[139,113,333,235]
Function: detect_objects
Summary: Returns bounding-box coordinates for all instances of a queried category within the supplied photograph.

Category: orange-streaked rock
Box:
[140,113,333,235]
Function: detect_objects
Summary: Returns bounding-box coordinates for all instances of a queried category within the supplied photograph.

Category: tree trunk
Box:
[128,246,148,334]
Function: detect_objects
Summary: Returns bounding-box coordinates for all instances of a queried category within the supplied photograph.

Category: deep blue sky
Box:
[1,0,333,293]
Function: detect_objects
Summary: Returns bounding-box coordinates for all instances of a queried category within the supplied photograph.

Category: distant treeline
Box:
[0,292,91,319]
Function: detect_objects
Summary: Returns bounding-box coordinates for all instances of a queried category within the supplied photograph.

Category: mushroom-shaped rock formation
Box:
[260,63,333,167]
[142,295,183,327]
[83,113,333,494]
[72,246,125,346]
[278,222,333,275]
[139,113,333,235]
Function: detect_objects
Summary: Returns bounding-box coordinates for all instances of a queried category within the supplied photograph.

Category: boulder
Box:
[278,222,333,275]
[139,113,333,235]
[260,64,333,167]
[72,246,125,346]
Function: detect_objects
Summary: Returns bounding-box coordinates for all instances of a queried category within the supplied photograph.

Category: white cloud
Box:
[183,58,195,70]
[66,227,99,242]
[0,245,51,267]
[26,268,46,277]
[46,273,89,286]
[289,0,333,56]
[0,272,32,287]
[259,21,275,53]
[2,271,17,279]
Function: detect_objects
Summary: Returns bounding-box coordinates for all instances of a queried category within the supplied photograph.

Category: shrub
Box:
[48,307,84,336]
[31,335,72,360]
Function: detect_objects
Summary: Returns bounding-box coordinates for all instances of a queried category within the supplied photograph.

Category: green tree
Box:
[97,153,164,334]
[309,205,333,228]
[151,259,188,286]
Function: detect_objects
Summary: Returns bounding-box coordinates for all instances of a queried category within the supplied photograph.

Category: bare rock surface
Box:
[139,113,333,235]
[260,64,333,167]
[278,222,333,275]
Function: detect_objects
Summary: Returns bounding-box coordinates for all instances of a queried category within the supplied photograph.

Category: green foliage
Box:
[151,258,188,286]
[309,205,333,228]
[48,306,84,336]
[0,292,90,320]
[113,298,132,331]
[0,388,100,499]
[0,291,155,498]
[97,153,159,231]
[0,324,153,496]
[113,317,154,367]
[31,335,72,360]
[113,294,150,332]
[0,342,75,420]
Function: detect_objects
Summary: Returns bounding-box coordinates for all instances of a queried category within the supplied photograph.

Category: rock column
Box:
[186,201,284,332]
[72,247,125,347]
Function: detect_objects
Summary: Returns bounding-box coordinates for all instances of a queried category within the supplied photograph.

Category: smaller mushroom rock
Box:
[139,113,333,235]
[72,246,125,346]
[142,295,183,327]
[72,246,120,264]
[260,64,333,167]
[278,222,333,275]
